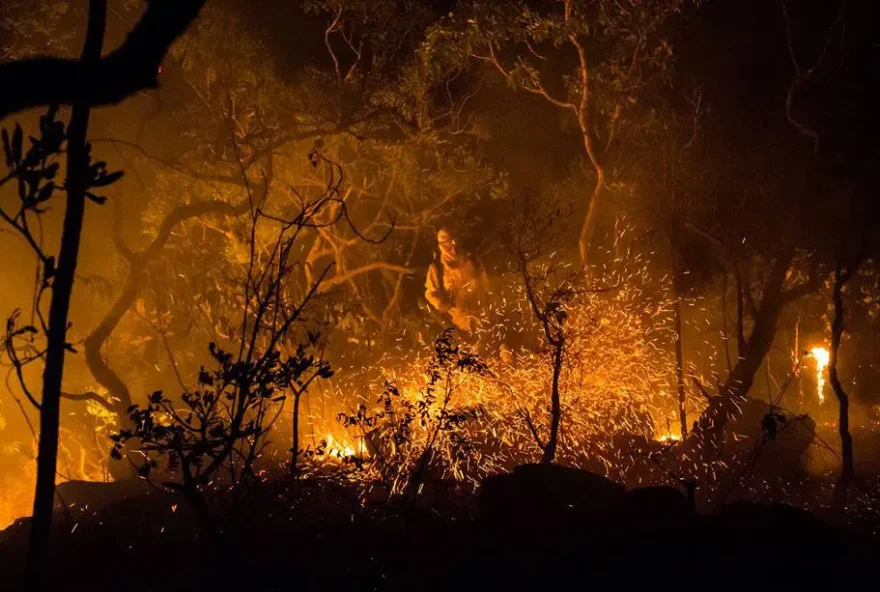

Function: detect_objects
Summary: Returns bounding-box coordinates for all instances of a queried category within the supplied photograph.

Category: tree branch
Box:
[60,390,114,412]
[0,1,207,119]
[317,262,414,293]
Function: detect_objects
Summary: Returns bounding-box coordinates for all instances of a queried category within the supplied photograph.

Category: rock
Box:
[55,479,151,513]
[624,485,692,531]
[476,463,625,539]
[716,500,838,545]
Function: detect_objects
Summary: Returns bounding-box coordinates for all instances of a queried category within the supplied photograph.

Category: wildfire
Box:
[810,346,830,404]
[324,433,367,460]
[656,433,681,443]
[317,253,679,490]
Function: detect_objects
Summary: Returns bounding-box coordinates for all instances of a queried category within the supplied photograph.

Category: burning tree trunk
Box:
[25,3,106,588]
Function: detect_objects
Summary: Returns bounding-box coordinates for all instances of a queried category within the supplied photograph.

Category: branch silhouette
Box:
[0,1,206,119]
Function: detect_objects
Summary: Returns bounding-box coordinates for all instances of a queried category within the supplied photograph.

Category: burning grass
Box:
[297,262,682,497]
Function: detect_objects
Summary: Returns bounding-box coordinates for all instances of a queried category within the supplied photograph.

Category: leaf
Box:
[36,182,55,203]
[12,125,23,164]
[14,325,38,337]
[42,163,59,180]
[85,192,108,205]
[90,170,124,188]
[43,256,55,282]
[2,129,11,167]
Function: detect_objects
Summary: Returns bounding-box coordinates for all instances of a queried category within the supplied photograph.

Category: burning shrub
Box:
[322,267,675,494]
[337,329,489,502]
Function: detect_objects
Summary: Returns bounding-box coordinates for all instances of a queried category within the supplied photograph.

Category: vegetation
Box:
[0,0,878,589]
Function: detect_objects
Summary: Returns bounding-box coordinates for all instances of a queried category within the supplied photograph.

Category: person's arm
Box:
[425,264,451,313]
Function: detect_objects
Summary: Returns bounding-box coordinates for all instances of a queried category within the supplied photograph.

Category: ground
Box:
[0,463,877,591]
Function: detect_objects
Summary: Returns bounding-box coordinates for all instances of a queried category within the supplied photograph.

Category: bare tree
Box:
[828,230,873,510]
[110,158,374,545]
[424,0,689,264]
[505,195,582,464]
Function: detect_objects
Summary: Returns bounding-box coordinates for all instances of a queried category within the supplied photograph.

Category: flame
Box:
[324,433,366,460]
[656,432,681,443]
[810,346,830,404]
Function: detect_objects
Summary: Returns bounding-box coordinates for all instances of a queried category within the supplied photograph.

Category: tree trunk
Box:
[542,343,564,464]
[83,274,139,480]
[578,166,604,266]
[84,186,256,478]
[829,267,855,512]
[689,248,794,455]
[672,281,688,439]
[24,3,106,589]
[290,392,302,473]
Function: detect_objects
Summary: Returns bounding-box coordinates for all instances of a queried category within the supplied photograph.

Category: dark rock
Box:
[55,479,151,513]
[476,463,625,539]
[624,485,691,531]
[716,500,838,545]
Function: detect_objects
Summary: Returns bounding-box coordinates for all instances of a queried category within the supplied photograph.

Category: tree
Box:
[77,0,504,396]
[422,0,689,265]
[822,191,878,514]
[111,158,354,549]
[828,250,860,510]
[629,87,706,440]
[0,2,207,587]
[0,3,116,587]
[674,0,859,461]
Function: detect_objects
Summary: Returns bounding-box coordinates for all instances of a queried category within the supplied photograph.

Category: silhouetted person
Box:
[425,227,490,334]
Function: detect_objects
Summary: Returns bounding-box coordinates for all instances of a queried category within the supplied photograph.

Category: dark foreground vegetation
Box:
[0,462,877,591]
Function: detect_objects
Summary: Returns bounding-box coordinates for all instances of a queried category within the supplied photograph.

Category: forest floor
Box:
[0,462,878,591]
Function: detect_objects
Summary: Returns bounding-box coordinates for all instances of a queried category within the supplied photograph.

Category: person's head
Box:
[436,227,458,260]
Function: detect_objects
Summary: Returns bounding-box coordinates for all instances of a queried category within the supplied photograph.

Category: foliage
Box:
[112,338,331,489]
[0,107,121,406]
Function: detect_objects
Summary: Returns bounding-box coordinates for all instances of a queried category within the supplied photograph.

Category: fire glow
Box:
[811,346,830,404]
